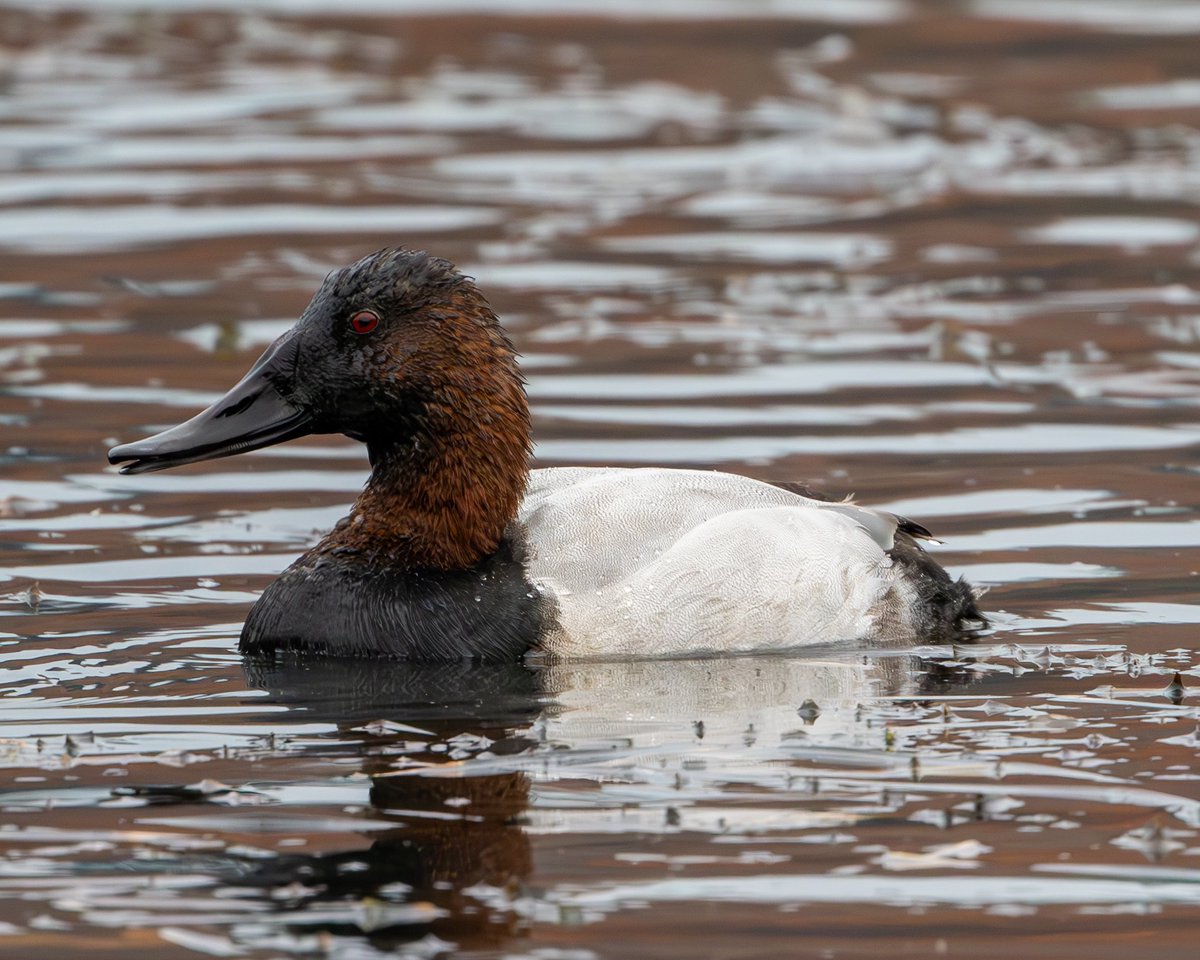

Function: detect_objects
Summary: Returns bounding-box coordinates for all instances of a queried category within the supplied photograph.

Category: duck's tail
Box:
[889,531,987,640]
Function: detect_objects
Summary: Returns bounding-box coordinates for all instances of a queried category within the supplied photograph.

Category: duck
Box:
[108,247,984,661]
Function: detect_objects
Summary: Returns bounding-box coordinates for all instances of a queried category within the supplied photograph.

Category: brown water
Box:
[2,1,1200,957]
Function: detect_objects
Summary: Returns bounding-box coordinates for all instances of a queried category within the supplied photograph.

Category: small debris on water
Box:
[23,581,41,611]
[1165,672,1186,704]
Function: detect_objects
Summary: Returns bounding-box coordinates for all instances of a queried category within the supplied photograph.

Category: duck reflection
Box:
[237,650,971,952]
[239,658,540,951]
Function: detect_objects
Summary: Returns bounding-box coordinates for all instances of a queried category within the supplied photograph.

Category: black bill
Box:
[108,336,312,475]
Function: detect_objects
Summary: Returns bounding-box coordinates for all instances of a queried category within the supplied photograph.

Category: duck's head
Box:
[109,248,531,478]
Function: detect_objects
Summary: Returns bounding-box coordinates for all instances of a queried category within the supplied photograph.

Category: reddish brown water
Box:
[2,2,1200,957]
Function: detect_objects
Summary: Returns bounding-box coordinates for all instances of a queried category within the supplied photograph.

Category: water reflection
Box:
[225,651,926,952]
[236,660,541,951]
[40,643,1178,956]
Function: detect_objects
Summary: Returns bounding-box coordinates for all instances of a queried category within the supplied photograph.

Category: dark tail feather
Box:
[766,478,985,637]
[889,532,987,639]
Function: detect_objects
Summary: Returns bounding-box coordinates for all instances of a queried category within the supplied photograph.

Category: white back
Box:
[518,467,916,658]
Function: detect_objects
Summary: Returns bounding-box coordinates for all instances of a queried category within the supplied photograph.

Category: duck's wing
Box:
[763,479,841,503]
[520,467,903,590]
[517,467,914,657]
[767,478,940,542]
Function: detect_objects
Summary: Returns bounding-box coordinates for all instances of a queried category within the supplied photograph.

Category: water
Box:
[2,1,1200,956]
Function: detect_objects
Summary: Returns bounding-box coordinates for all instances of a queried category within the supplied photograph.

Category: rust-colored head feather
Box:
[308,249,533,569]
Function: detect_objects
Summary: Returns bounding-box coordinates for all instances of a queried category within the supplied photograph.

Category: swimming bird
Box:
[108,248,983,660]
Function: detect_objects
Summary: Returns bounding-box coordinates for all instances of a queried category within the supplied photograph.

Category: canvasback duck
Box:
[109,248,983,660]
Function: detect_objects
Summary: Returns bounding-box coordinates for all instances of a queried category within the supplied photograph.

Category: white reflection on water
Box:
[435,134,944,190]
[63,78,380,132]
[33,134,455,168]
[953,562,1122,586]
[971,0,1200,34]
[0,513,181,533]
[466,261,680,292]
[135,505,349,546]
[0,171,305,204]
[601,232,893,267]
[76,470,367,495]
[1,554,290,584]
[0,204,501,254]
[678,190,866,227]
[951,520,1200,551]
[1023,217,1200,248]
[529,360,1000,399]
[319,82,724,142]
[1039,602,1200,626]
[536,402,925,428]
[15,0,909,23]
[965,164,1200,200]
[558,871,1200,909]
[1088,79,1200,110]
[9,383,223,408]
[534,423,1200,463]
[876,488,1121,519]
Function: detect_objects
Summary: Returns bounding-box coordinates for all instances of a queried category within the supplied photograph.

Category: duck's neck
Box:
[332,341,531,571]
[353,433,527,570]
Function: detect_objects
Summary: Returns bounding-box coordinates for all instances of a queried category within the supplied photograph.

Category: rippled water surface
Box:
[3,1,1200,956]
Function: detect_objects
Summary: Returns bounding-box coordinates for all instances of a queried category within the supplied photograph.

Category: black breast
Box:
[240,536,551,661]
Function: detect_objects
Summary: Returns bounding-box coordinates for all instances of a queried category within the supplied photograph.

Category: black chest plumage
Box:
[240,536,550,661]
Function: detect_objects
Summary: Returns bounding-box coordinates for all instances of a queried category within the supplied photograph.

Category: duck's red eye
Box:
[350,310,379,335]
